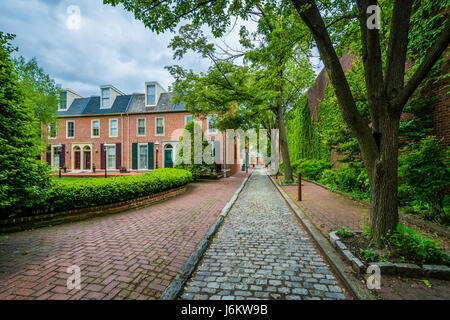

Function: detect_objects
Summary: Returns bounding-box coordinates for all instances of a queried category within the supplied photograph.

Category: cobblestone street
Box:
[182,168,350,300]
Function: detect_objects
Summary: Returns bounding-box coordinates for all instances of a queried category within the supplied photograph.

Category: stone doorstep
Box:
[329,231,450,280]
[0,185,187,234]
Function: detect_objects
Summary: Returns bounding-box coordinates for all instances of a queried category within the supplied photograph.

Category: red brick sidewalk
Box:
[279,179,370,235]
[0,171,249,300]
[277,177,450,300]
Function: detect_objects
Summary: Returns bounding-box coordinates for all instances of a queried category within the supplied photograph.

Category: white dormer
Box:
[58,88,84,111]
[100,85,124,109]
[145,81,166,107]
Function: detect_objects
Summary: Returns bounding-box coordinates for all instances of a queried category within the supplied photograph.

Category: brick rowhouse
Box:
[43,81,243,175]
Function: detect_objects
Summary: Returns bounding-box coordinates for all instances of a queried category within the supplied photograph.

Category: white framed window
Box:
[185,114,194,125]
[207,114,218,135]
[49,122,57,139]
[138,143,148,170]
[59,92,67,110]
[155,117,164,136]
[109,118,118,137]
[66,120,74,138]
[91,119,100,138]
[146,84,156,105]
[137,118,146,136]
[101,88,110,108]
[107,145,116,169]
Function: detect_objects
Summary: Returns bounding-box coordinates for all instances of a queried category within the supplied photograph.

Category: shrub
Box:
[5,168,192,219]
[292,159,332,180]
[390,224,449,265]
[398,136,449,224]
[318,164,370,199]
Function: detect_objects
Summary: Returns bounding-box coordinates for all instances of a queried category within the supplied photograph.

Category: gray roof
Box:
[57,97,90,115]
[128,92,185,114]
[57,92,185,116]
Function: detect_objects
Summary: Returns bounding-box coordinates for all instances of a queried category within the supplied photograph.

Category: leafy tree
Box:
[0,32,52,216]
[166,6,315,180]
[175,120,215,179]
[13,56,59,127]
[105,0,450,244]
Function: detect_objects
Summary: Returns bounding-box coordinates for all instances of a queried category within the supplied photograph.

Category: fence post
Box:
[298,173,302,201]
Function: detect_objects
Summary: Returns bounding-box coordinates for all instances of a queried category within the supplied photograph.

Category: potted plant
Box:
[120,166,127,173]
[63,164,67,173]
[92,163,96,173]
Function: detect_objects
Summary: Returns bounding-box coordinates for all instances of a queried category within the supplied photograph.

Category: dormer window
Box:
[146,84,156,105]
[101,88,110,108]
[60,91,67,110]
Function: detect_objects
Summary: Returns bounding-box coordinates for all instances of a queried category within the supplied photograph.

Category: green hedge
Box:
[5,168,192,219]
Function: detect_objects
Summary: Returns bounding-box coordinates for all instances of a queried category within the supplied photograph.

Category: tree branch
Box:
[356,0,384,133]
[384,0,412,103]
[392,12,450,112]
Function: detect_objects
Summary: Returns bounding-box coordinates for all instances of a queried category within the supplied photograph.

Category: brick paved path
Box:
[181,168,349,300]
[279,179,370,235]
[0,172,248,300]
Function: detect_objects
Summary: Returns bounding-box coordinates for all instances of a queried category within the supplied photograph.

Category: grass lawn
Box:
[52,177,95,183]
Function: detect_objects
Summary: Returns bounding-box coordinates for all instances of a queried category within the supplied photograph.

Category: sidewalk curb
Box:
[161,172,253,300]
[268,175,376,300]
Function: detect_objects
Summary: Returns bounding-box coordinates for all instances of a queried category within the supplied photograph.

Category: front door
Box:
[74,151,81,170]
[84,151,91,170]
[164,149,173,168]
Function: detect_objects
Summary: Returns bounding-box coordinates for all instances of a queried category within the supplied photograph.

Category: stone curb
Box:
[268,174,375,300]
[0,185,188,234]
[330,231,450,280]
[161,172,253,300]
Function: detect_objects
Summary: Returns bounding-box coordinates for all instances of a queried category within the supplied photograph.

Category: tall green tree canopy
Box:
[13,56,59,129]
[0,32,52,215]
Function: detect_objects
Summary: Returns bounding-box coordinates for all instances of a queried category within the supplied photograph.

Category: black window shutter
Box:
[148,142,154,169]
[116,143,121,169]
[132,143,138,170]
[46,146,51,164]
[100,143,105,169]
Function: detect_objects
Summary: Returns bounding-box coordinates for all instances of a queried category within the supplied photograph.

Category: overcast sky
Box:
[0,0,247,97]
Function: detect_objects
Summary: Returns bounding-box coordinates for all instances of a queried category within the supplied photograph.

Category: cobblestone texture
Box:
[182,168,348,300]
[0,172,248,300]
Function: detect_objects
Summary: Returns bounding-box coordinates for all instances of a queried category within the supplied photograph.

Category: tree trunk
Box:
[366,114,400,245]
[276,103,293,181]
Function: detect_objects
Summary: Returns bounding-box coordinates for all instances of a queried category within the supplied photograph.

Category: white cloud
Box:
[0,0,214,96]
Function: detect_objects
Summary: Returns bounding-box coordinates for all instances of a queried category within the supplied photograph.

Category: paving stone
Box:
[292,288,308,295]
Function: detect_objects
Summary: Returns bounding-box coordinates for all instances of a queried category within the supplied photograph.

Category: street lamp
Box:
[103,143,108,178]
[155,140,159,169]
[54,144,63,178]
